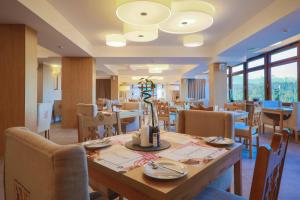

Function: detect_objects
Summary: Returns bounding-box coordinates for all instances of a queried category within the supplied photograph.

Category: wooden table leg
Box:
[234,159,242,195]
[280,111,283,133]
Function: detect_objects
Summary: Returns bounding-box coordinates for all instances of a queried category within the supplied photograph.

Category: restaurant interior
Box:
[1,0,300,199]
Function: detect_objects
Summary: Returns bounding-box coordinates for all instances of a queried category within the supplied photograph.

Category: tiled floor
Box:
[1,124,300,200]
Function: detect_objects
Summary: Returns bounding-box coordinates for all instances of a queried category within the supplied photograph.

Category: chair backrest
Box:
[224,102,246,111]
[4,127,90,200]
[190,104,213,111]
[176,110,234,139]
[156,102,170,117]
[248,104,262,127]
[77,103,98,117]
[250,130,290,200]
[53,100,62,117]
[77,104,98,142]
[37,103,53,133]
[121,102,141,111]
[262,100,281,108]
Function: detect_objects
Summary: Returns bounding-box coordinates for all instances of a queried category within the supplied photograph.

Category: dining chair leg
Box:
[256,136,259,148]
[295,130,299,143]
[273,125,276,133]
[262,124,265,134]
[249,137,253,159]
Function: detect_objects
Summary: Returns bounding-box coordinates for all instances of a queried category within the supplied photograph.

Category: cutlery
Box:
[149,161,185,175]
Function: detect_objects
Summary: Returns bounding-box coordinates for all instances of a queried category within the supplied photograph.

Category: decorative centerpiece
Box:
[125,77,170,151]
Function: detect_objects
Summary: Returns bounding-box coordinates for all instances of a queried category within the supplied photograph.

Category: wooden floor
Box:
[1,124,299,200]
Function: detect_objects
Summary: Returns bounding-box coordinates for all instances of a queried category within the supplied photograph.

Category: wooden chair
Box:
[191,104,214,111]
[224,102,246,111]
[235,104,262,158]
[195,129,290,200]
[156,102,171,130]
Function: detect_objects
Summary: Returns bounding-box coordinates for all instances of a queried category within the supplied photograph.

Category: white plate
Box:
[83,139,112,150]
[144,160,188,180]
[203,137,234,146]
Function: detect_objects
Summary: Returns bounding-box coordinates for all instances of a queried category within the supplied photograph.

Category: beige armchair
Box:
[176,110,234,191]
[176,110,234,139]
[120,102,142,133]
[4,127,100,200]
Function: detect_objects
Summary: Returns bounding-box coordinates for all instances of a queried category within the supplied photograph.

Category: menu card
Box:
[94,145,158,172]
[158,142,226,163]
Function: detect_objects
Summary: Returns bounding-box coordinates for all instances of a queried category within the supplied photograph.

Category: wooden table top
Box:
[262,107,293,113]
[87,132,243,200]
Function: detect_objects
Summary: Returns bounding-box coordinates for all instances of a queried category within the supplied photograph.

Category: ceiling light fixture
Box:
[183,34,204,47]
[106,34,126,47]
[116,0,172,26]
[124,23,158,42]
[132,76,164,81]
[149,68,162,73]
[159,0,215,34]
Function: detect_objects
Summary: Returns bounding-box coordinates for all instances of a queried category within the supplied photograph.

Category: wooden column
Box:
[111,76,118,100]
[0,25,37,156]
[62,57,96,128]
[209,63,227,107]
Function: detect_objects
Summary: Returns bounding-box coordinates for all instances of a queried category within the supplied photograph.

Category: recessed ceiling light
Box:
[123,23,158,42]
[159,0,215,34]
[116,0,171,26]
[149,68,162,73]
[106,34,126,47]
[183,34,204,47]
[132,76,163,81]
[58,45,63,49]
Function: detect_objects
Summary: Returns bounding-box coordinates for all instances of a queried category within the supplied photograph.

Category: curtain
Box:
[187,79,206,100]
[96,79,111,99]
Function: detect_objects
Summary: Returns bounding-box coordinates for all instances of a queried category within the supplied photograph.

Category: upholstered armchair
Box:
[120,102,142,133]
[176,110,234,191]
[284,102,300,142]
[37,102,53,139]
[4,127,101,200]
[261,100,281,133]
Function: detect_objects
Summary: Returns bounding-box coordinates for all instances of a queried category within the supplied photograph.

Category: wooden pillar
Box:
[110,76,119,100]
[62,57,96,128]
[0,25,37,156]
[208,63,227,107]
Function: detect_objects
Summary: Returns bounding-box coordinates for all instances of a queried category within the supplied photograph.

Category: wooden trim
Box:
[298,42,300,101]
[269,56,298,68]
[244,63,248,100]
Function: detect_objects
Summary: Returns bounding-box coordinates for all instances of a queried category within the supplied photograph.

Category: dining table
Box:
[86,132,243,200]
[262,107,293,132]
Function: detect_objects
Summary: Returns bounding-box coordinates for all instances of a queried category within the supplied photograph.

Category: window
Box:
[248,69,265,101]
[232,64,244,73]
[232,74,244,101]
[270,47,298,63]
[271,62,298,102]
[248,58,264,69]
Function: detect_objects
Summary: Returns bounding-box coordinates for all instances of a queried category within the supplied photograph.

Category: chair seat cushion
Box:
[194,187,246,200]
[235,123,256,136]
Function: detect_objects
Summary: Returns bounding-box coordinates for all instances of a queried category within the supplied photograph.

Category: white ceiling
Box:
[1,0,300,82]
[46,0,274,47]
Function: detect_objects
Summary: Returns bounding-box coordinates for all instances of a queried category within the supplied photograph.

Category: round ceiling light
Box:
[124,23,158,42]
[183,34,204,47]
[116,0,172,26]
[159,0,215,34]
[106,34,126,47]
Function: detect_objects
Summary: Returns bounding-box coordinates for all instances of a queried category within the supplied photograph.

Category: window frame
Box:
[227,41,300,102]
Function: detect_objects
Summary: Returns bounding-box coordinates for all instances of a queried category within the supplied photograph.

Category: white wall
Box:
[37,64,62,103]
